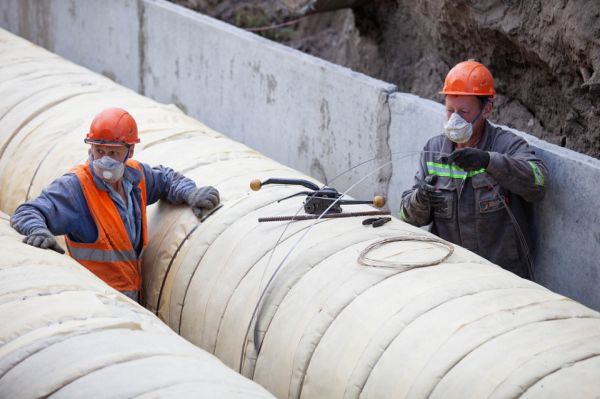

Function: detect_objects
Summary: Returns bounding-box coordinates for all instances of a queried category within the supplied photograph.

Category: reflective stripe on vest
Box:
[426,161,485,179]
[67,246,138,262]
[65,159,148,292]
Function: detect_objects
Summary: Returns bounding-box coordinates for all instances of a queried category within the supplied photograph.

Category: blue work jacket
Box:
[10,161,196,253]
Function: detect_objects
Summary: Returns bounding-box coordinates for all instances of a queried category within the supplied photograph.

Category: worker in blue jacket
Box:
[10,107,219,302]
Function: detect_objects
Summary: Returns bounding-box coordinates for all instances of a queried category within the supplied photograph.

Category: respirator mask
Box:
[443,103,485,144]
[443,113,473,143]
[90,153,127,183]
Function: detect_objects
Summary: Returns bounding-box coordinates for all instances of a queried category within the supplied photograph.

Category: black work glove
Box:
[23,229,65,254]
[447,148,490,171]
[186,186,220,217]
[414,175,446,211]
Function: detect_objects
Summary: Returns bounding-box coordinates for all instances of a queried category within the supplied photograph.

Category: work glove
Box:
[414,175,446,211]
[186,186,220,217]
[23,229,65,254]
[447,148,490,171]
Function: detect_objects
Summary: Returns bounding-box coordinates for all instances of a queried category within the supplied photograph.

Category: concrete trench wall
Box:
[3,28,600,399]
[1,0,599,308]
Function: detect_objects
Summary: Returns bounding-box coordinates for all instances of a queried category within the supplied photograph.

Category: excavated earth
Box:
[173,0,600,158]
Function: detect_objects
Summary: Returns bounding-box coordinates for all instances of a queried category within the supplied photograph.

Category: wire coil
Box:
[358,235,454,271]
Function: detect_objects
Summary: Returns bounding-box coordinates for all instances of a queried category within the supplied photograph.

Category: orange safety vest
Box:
[65,160,148,292]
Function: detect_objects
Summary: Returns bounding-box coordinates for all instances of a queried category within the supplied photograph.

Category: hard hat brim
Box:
[440,90,496,98]
[84,138,139,146]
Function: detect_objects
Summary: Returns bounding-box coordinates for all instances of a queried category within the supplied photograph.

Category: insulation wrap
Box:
[0,211,274,398]
[1,28,600,398]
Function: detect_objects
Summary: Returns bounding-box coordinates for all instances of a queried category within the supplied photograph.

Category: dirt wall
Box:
[173,0,600,158]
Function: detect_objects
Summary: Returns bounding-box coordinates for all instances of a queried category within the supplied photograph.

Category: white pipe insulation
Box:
[2,28,600,398]
[0,212,274,398]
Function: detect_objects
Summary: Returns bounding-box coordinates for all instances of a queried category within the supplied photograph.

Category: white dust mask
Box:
[91,155,125,183]
[443,112,473,144]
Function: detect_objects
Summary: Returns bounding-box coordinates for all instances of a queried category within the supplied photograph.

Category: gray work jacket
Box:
[400,121,548,278]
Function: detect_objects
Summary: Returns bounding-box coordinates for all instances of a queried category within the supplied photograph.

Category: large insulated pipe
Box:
[2,28,600,398]
[0,211,274,398]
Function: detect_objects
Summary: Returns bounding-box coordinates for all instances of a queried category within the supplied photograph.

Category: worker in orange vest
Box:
[10,108,219,302]
[400,61,548,279]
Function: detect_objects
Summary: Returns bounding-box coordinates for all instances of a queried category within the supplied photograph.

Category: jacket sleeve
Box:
[399,148,433,227]
[10,174,91,238]
[142,163,198,206]
[485,132,548,203]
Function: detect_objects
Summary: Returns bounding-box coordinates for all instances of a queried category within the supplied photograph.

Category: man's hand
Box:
[186,186,220,217]
[447,148,490,171]
[23,229,65,254]
[415,175,446,211]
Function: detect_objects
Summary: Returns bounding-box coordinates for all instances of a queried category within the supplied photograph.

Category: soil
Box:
[172,0,600,158]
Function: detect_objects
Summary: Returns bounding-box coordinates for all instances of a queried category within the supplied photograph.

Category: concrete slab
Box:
[502,127,600,310]
[140,0,397,201]
[0,0,141,91]
[387,93,446,215]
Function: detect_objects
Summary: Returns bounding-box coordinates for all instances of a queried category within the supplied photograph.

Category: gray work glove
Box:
[447,148,490,171]
[23,229,65,254]
[414,175,446,211]
[186,186,220,217]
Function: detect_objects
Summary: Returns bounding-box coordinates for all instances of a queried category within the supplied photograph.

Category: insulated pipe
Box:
[2,28,600,398]
[0,211,274,398]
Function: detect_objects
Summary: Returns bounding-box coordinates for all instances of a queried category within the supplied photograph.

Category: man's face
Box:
[445,95,482,122]
[444,95,492,141]
[90,144,131,162]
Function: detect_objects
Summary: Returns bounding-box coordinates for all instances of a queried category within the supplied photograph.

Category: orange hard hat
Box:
[85,108,140,146]
[440,60,496,97]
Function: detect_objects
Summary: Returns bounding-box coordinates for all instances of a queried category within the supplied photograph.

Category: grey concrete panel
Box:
[502,128,600,310]
[387,93,446,215]
[0,0,54,48]
[140,0,396,201]
[0,0,19,34]
[0,0,140,91]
